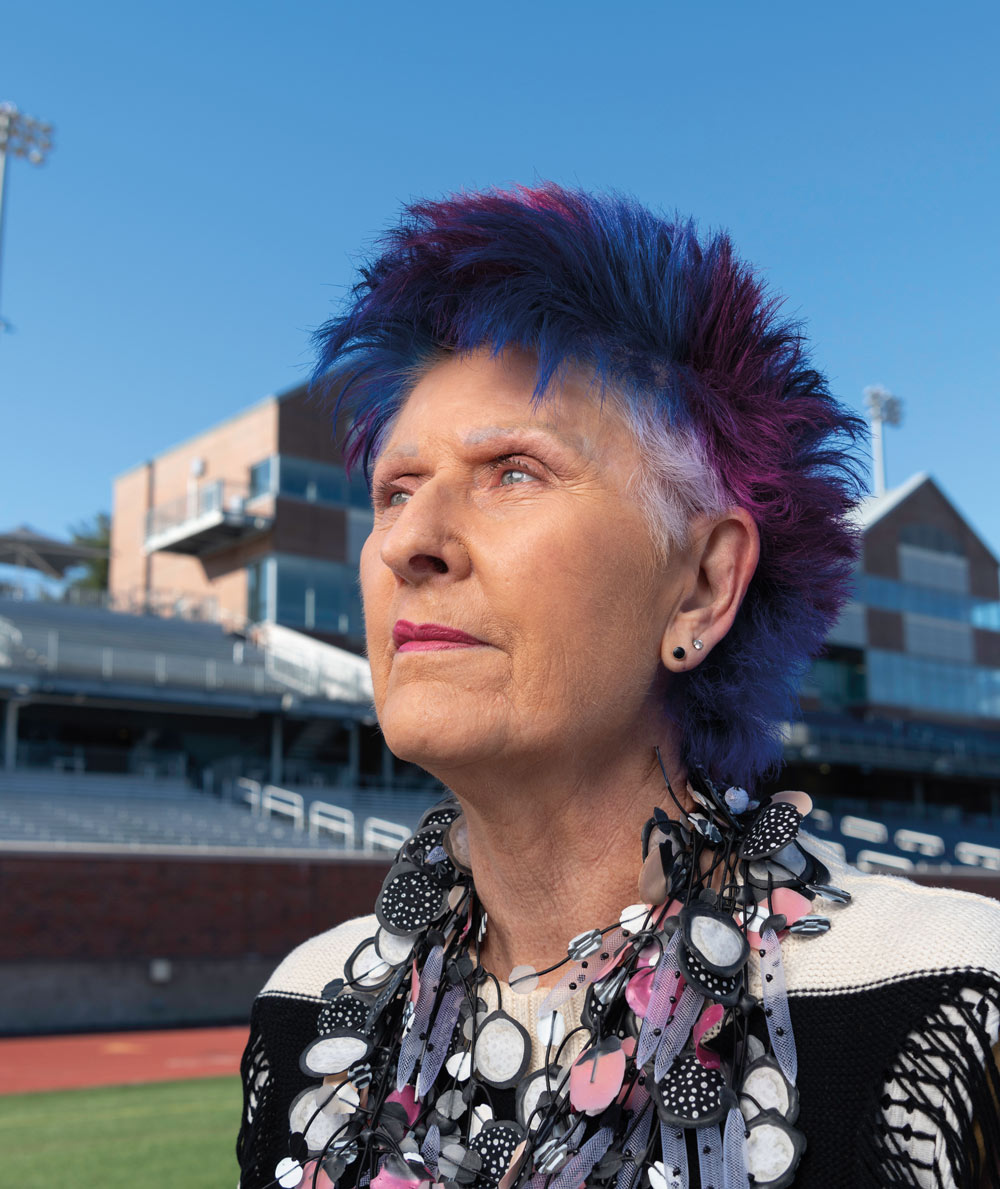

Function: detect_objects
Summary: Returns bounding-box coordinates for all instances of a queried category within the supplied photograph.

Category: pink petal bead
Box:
[693,1003,725,1069]
[387,1084,420,1124]
[625,966,655,1017]
[298,1160,337,1189]
[771,886,812,928]
[569,1044,627,1115]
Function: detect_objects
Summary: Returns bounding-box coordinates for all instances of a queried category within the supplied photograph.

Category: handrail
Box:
[259,784,305,831]
[362,817,411,853]
[308,801,355,845]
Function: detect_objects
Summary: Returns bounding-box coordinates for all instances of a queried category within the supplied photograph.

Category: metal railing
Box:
[144,479,258,542]
[236,778,413,852]
[257,622,373,704]
[0,583,248,634]
[2,619,283,697]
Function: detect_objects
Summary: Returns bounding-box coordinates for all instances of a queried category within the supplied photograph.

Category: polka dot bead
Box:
[740,802,802,861]
[678,945,741,1006]
[402,823,449,865]
[471,1120,524,1184]
[317,994,369,1035]
[652,1053,728,1128]
[376,863,448,935]
[418,803,462,830]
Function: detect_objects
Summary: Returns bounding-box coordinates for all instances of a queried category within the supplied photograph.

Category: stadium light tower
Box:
[0,102,55,339]
[864,384,903,498]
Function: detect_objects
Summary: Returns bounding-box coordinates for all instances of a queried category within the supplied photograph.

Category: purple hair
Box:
[312,184,867,788]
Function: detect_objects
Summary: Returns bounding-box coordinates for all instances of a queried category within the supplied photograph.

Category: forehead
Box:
[377,348,630,461]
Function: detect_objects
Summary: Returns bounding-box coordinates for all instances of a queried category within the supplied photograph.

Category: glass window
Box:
[348,509,374,565]
[277,455,314,500]
[809,657,867,709]
[273,554,364,637]
[247,561,262,622]
[347,470,372,509]
[277,455,350,505]
[899,523,964,557]
[248,457,275,499]
[868,649,1000,719]
[903,614,973,663]
[898,544,969,594]
[276,565,310,626]
[246,558,273,622]
[827,602,866,647]
[856,573,1000,630]
[273,455,372,510]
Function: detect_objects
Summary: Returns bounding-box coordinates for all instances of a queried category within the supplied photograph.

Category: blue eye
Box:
[388,490,410,506]
[499,468,532,485]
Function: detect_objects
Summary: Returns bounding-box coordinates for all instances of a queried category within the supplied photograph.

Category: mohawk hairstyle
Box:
[312,183,867,788]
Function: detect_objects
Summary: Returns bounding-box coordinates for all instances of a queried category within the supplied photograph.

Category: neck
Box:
[440,742,692,982]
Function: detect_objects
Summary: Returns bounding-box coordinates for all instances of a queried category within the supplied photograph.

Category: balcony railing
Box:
[144,479,272,556]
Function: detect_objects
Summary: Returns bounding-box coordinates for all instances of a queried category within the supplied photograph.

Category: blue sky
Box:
[2,0,998,580]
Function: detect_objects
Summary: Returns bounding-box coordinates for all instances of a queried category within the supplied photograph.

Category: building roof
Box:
[855,471,931,530]
[854,472,998,563]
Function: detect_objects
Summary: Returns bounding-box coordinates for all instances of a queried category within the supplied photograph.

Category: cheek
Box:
[501,513,664,689]
[359,535,385,615]
[359,537,392,671]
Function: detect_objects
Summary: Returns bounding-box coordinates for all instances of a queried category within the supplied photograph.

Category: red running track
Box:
[0,1026,249,1095]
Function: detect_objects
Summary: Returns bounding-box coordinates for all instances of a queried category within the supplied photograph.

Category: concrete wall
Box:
[0,851,388,1034]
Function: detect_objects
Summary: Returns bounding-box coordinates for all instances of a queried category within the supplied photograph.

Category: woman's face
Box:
[360,348,696,782]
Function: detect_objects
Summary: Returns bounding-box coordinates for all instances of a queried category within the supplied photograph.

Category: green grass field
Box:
[0,1076,242,1187]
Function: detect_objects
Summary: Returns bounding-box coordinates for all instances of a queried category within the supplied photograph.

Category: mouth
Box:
[392,620,488,652]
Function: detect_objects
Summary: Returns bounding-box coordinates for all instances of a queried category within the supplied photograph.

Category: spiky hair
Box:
[312,183,866,788]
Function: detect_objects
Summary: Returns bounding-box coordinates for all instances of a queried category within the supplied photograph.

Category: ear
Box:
[660,508,760,670]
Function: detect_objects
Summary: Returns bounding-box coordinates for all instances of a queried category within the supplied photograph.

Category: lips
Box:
[392,620,487,652]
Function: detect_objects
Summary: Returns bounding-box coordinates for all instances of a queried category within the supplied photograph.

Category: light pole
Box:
[0,102,55,338]
[863,384,903,498]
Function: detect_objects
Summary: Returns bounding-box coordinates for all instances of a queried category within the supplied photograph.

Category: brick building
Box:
[110,384,371,652]
[783,472,1000,827]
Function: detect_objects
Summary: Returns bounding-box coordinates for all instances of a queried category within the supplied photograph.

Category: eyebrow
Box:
[376,423,591,464]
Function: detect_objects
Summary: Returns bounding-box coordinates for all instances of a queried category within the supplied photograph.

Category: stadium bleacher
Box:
[0,769,437,853]
[0,595,285,698]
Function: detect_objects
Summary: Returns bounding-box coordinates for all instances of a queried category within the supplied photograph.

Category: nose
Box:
[379,480,471,585]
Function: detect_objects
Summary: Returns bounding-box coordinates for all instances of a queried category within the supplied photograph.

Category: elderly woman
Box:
[237,186,1000,1189]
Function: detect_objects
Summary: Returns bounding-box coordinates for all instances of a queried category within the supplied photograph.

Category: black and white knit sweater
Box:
[237,835,1000,1189]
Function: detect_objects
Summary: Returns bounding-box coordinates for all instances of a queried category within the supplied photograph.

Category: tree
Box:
[66,511,110,592]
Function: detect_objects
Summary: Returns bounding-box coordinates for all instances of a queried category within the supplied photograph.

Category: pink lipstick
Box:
[392,620,487,652]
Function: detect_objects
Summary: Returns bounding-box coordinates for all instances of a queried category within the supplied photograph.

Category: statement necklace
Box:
[276,759,849,1189]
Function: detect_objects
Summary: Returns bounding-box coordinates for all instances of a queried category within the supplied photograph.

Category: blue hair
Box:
[311,184,867,788]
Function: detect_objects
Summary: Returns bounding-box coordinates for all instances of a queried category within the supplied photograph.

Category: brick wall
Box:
[109,397,280,619]
[0,852,390,1032]
[0,852,389,963]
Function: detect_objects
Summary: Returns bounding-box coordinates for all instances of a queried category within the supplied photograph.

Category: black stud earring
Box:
[672,646,686,660]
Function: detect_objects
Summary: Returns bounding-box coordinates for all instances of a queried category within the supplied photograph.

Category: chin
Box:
[378,698,503,778]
